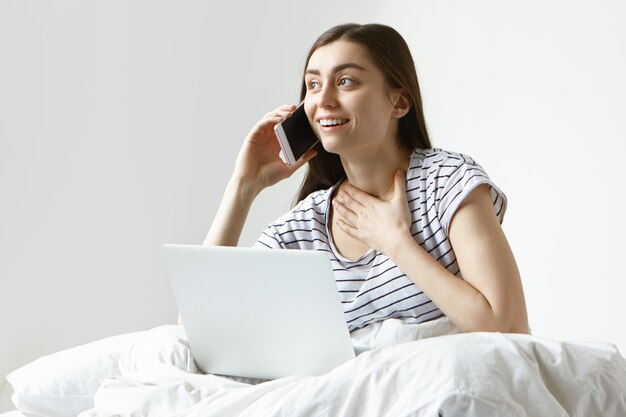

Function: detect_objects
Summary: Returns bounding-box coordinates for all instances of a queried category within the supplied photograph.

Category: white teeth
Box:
[319,119,348,127]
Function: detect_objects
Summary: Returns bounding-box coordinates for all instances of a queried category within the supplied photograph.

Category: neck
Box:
[339,146,412,201]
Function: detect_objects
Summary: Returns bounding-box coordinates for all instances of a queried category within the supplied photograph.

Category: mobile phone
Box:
[273,102,320,166]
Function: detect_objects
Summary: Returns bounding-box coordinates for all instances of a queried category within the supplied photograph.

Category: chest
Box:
[329,205,371,261]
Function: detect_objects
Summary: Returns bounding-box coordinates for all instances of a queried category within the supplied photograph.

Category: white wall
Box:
[1,0,624,411]
[0,0,382,410]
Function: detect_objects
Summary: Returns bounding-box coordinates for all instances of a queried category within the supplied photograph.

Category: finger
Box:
[395,169,406,191]
[264,112,292,123]
[290,148,318,171]
[333,199,359,224]
[277,104,297,117]
[336,190,365,217]
[272,104,297,113]
[340,186,377,217]
[263,105,300,124]
[393,169,408,201]
[265,105,297,120]
[336,218,361,241]
[269,108,300,127]
[341,183,379,206]
[280,106,298,116]
[255,116,287,131]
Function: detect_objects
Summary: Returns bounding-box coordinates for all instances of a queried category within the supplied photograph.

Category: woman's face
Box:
[304,40,403,157]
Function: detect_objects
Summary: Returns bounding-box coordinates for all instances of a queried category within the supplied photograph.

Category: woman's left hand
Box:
[333,169,412,255]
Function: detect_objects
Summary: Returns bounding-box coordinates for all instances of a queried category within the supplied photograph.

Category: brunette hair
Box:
[293,23,432,206]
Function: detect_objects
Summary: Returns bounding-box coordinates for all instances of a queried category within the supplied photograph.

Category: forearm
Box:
[202,177,261,247]
[387,233,506,333]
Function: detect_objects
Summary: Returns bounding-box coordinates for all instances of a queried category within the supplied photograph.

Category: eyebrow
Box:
[305,62,366,76]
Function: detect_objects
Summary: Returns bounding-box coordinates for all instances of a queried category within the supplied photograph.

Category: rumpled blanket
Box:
[78,318,626,417]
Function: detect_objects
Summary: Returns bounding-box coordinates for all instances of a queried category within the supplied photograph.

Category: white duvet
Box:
[77,318,626,417]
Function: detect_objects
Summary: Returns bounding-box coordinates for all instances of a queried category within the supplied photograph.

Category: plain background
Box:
[1,0,625,411]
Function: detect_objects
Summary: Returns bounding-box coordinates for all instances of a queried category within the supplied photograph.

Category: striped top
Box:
[254,148,508,332]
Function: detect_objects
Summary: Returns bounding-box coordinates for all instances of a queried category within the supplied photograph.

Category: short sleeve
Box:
[435,153,508,237]
[252,188,331,250]
[253,224,284,249]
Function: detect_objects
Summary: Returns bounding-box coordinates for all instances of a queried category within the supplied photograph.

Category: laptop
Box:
[161,244,362,380]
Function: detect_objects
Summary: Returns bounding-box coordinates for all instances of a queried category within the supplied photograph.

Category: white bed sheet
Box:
[0,411,28,417]
[74,319,626,417]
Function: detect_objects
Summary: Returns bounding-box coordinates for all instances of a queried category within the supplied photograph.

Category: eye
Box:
[339,77,355,87]
[307,80,320,90]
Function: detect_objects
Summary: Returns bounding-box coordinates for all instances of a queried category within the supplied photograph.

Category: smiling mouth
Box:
[319,119,350,127]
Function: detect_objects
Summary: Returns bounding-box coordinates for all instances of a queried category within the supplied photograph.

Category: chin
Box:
[318,139,343,156]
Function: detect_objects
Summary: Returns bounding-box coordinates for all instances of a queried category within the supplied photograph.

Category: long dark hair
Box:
[293,23,433,206]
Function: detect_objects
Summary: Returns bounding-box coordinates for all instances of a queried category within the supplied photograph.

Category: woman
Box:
[203,23,529,334]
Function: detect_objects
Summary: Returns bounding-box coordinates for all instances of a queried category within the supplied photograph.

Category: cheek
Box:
[353,101,382,128]
[356,95,393,128]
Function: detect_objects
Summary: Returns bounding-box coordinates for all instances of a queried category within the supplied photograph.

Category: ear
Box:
[390,89,412,119]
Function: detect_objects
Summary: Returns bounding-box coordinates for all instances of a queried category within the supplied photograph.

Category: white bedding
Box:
[73,319,626,417]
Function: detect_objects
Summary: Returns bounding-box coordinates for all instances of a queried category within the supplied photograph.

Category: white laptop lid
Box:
[161,244,356,380]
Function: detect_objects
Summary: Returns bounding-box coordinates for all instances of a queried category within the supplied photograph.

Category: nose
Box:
[317,83,338,109]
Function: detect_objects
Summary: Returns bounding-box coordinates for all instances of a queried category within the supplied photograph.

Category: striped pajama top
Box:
[254,148,508,332]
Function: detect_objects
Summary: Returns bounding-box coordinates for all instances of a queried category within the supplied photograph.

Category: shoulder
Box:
[266,186,333,231]
[409,147,478,171]
[406,147,483,188]
[419,148,507,234]
[255,186,333,250]
[287,187,330,221]
[292,187,331,214]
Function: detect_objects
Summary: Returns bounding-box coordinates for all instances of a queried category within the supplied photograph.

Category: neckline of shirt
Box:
[323,180,376,264]
[322,148,428,264]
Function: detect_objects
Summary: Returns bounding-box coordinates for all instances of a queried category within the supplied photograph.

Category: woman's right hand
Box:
[232,104,318,196]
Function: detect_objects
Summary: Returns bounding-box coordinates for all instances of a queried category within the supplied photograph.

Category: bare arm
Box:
[176,105,316,325]
[201,104,317,247]
[334,173,528,334]
[202,177,259,246]
[387,184,528,333]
